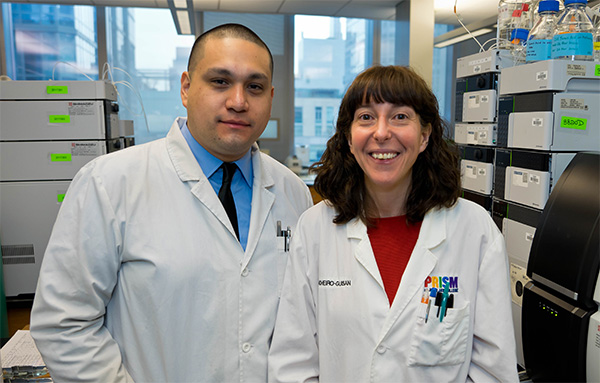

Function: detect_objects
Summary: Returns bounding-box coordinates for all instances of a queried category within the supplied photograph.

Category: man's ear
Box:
[180,71,191,108]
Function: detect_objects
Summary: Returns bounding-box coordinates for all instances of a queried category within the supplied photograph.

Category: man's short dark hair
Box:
[187,23,274,78]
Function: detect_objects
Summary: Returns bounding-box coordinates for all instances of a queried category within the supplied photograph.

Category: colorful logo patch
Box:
[424,275,459,293]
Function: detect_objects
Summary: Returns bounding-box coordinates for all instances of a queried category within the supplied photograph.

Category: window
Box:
[2,3,98,80]
[326,106,335,136]
[294,106,303,137]
[105,7,194,144]
[315,106,322,137]
[380,20,396,66]
[294,15,372,164]
[432,24,454,124]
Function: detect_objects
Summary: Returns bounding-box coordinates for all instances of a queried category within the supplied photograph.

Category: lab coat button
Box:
[241,268,249,277]
[242,342,252,353]
[376,345,386,354]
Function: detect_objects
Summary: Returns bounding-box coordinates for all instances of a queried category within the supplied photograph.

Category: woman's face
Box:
[348,101,430,196]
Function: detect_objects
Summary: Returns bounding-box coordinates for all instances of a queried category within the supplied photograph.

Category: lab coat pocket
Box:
[407,301,470,366]
[276,245,289,298]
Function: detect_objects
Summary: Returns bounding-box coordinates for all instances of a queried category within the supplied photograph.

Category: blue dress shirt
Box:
[181,123,253,251]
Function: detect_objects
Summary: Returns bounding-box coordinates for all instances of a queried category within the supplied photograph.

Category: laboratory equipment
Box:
[492,198,543,368]
[460,146,495,195]
[0,80,125,297]
[500,59,600,151]
[522,151,599,382]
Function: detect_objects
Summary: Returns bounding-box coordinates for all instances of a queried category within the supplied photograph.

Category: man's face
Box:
[180,36,274,162]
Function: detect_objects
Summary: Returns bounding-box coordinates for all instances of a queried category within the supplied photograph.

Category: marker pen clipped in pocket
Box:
[439,282,450,323]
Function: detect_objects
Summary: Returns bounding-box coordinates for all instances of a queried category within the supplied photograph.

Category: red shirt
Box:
[367,216,422,306]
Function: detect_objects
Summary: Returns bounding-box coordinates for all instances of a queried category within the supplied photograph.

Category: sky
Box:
[134,8,195,70]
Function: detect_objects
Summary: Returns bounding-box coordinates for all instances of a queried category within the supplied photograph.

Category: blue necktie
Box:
[218,162,239,240]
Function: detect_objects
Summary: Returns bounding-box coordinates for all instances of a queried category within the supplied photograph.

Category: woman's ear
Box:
[420,124,432,152]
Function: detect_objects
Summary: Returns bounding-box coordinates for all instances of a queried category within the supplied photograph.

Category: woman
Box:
[268,66,518,382]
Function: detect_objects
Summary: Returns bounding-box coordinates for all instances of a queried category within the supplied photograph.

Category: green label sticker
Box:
[49,115,70,123]
[51,153,72,162]
[57,194,66,203]
[595,65,600,77]
[46,86,68,94]
[560,116,587,130]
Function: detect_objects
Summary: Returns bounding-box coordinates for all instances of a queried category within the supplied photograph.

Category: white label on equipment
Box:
[467,131,476,144]
[72,142,101,156]
[560,98,587,110]
[566,64,586,76]
[536,71,548,81]
[529,174,540,184]
[513,170,529,187]
[468,95,480,108]
[466,164,477,179]
[525,232,534,242]
[68,101,96,116]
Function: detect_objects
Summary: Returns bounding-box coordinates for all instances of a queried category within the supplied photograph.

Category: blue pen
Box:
[424,288,437,323]
[439,281,450,323]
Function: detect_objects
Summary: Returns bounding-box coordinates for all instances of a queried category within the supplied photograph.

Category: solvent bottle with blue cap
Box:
[551,0,595,61]
[510,28,530,64]
[526,1,561,62]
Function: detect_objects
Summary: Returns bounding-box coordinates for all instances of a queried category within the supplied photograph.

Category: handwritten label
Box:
[526,39,552,62]
[50,153,72,162]
[551,33,593,58]
[49,115,70,123]
[560,116,587,130]
[46,86,68,94]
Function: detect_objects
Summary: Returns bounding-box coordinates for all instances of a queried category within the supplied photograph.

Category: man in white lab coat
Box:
[30,23,312,382]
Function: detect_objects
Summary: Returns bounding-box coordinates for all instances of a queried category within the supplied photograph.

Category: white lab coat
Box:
[30,117,313,383]
[268,199,519,383]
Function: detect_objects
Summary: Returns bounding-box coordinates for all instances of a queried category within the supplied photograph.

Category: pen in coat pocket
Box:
[439,282,450,322]
[424,288,437,323]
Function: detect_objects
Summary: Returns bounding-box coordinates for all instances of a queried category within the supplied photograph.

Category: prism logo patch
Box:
[424,275,459,293]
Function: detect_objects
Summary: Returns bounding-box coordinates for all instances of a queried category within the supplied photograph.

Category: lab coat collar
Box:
[241,146,275,268]
[166,117,206,182]
[345,205,448,250]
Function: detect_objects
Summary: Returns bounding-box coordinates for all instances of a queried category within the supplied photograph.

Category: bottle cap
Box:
[511,28,530,42]
[564,0,586,5]
[538,0,560,12]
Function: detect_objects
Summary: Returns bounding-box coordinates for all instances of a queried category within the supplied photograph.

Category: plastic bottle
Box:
[592,4,600,61]
[526,1,561,62]
[497,0,534,50]
[551,0,594,61]
[511,28,530,64]
[530,0,564,17]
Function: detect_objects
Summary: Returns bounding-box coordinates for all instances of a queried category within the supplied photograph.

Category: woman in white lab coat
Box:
[268,66,519,382]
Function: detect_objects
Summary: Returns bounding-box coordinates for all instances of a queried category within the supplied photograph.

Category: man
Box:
[30,24,313,382]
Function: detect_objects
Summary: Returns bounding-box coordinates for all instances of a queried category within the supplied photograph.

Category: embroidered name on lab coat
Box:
[318,279,352,287]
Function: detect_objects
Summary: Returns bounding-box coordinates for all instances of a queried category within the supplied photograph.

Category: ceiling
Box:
[6,0,502,25]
